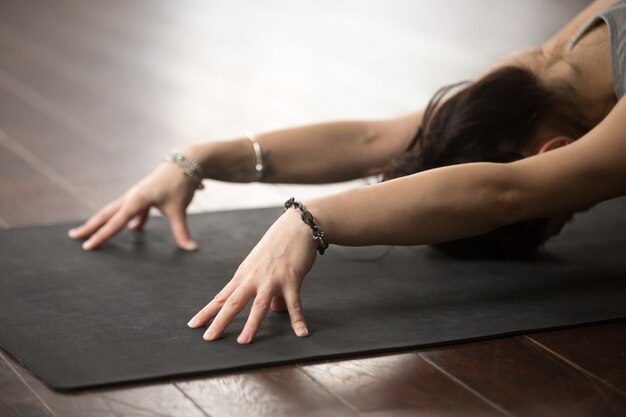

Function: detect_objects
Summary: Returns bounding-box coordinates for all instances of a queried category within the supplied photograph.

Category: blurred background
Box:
[0,0,588,226]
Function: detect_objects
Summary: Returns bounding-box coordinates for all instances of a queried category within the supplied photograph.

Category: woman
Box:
[69,0,626,344]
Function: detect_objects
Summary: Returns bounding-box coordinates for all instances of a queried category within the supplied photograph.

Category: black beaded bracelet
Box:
[284,197,329,255]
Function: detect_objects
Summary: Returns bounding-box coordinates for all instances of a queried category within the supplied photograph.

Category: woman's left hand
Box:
[187,208,318,344]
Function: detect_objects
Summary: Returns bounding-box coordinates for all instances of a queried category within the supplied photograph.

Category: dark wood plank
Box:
[0,352,53,417]
[0,54,158,184]
[0,131,91,225]
[0,22,180,152]
[46,0,307,125]
[527,321,626,395]
[419,336,626,417]
[0,0,245,142]
[177,367,358,417]
[1,353,208,417]
[0,47,161,213]
[301,352,506,416]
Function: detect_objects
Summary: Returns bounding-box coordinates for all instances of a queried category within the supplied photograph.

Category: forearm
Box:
[308,95,626,247]
[305,162,514,246]
[185,114,421,184]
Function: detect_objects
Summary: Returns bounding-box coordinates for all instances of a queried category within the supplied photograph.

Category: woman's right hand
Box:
[68,158,200,251]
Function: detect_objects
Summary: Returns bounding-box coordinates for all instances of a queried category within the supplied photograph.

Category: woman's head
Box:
[383,65,590,258]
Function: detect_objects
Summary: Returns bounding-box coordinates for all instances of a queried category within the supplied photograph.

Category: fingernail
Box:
[82,240,93,251]
[187,317,199,328]
[184,240,199,251]
[295,325,309,337]
[237,333,251,344]
[68,228,79,238]
[203,328,215,341]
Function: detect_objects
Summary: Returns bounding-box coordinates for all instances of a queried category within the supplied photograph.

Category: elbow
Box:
[485,165,527,228]
[497,186,525,226]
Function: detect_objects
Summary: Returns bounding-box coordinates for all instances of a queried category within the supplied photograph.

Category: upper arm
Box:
[362,109,424,175]
[508,97,626,221]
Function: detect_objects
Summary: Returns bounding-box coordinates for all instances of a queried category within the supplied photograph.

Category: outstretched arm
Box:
[187,112,423,184]
[310,96,626,246]
[191,96,626,343]
[68,111,423,250]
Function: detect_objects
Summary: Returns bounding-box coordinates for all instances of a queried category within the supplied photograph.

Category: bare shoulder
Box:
[541,0,618,57]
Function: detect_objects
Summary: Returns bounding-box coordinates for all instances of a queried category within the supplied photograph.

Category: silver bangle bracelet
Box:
[164,150,205,190]
[245,132,264,181]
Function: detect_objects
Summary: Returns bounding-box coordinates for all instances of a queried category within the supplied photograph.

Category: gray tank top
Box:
[566,0,626,99]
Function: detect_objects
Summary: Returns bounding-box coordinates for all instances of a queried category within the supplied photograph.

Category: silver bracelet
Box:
[245,132,264,181]
[164,150,205,190]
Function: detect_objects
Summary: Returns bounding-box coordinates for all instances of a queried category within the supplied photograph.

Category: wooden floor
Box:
[0,0,624,415]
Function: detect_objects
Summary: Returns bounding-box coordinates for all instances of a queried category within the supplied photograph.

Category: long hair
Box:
[383,66,588,258]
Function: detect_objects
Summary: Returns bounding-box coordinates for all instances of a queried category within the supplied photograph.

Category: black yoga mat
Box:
[1,197,626,391]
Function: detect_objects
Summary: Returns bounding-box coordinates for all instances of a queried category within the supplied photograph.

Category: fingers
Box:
[164,207,198,251]
[68,199,122,240]
[82,207,137,250]
[202,287,253,341]
[194,286,306,343]
[189,288,272,344]
[284,285,308,337]
[237,291,272,344]
[189,278,308,343]
[187,276,242,328]
[128,209,150,231]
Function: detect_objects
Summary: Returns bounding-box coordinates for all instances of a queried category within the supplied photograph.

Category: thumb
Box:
[165,208,198,251]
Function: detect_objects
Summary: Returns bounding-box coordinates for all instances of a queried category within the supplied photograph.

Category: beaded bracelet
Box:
[284,197,329,255]
[164,150,205,190]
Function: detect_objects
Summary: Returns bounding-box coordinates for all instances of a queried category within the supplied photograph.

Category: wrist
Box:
[282,207,320,254]
[304,192,364,246]
[182,143,215,178]
[303,198,333,245]
[163,149,205,190]
[184,138,259,183]
[284,197,329,255]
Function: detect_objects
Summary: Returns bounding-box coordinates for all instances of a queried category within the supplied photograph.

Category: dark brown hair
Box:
[383,66,588,258]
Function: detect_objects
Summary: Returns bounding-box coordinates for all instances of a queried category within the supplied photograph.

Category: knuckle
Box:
[127,187,150,207]
[100,219,119,233]
[289,301,303,314]
[212,292,228,306]
[88,211,107,224]
[105,199,120,211]
[225,295,241,307]
[252,297,270,310]
[234,262,254,278]
[234,264,246,277]
[121,202,139,217]
[281,269,303,287]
